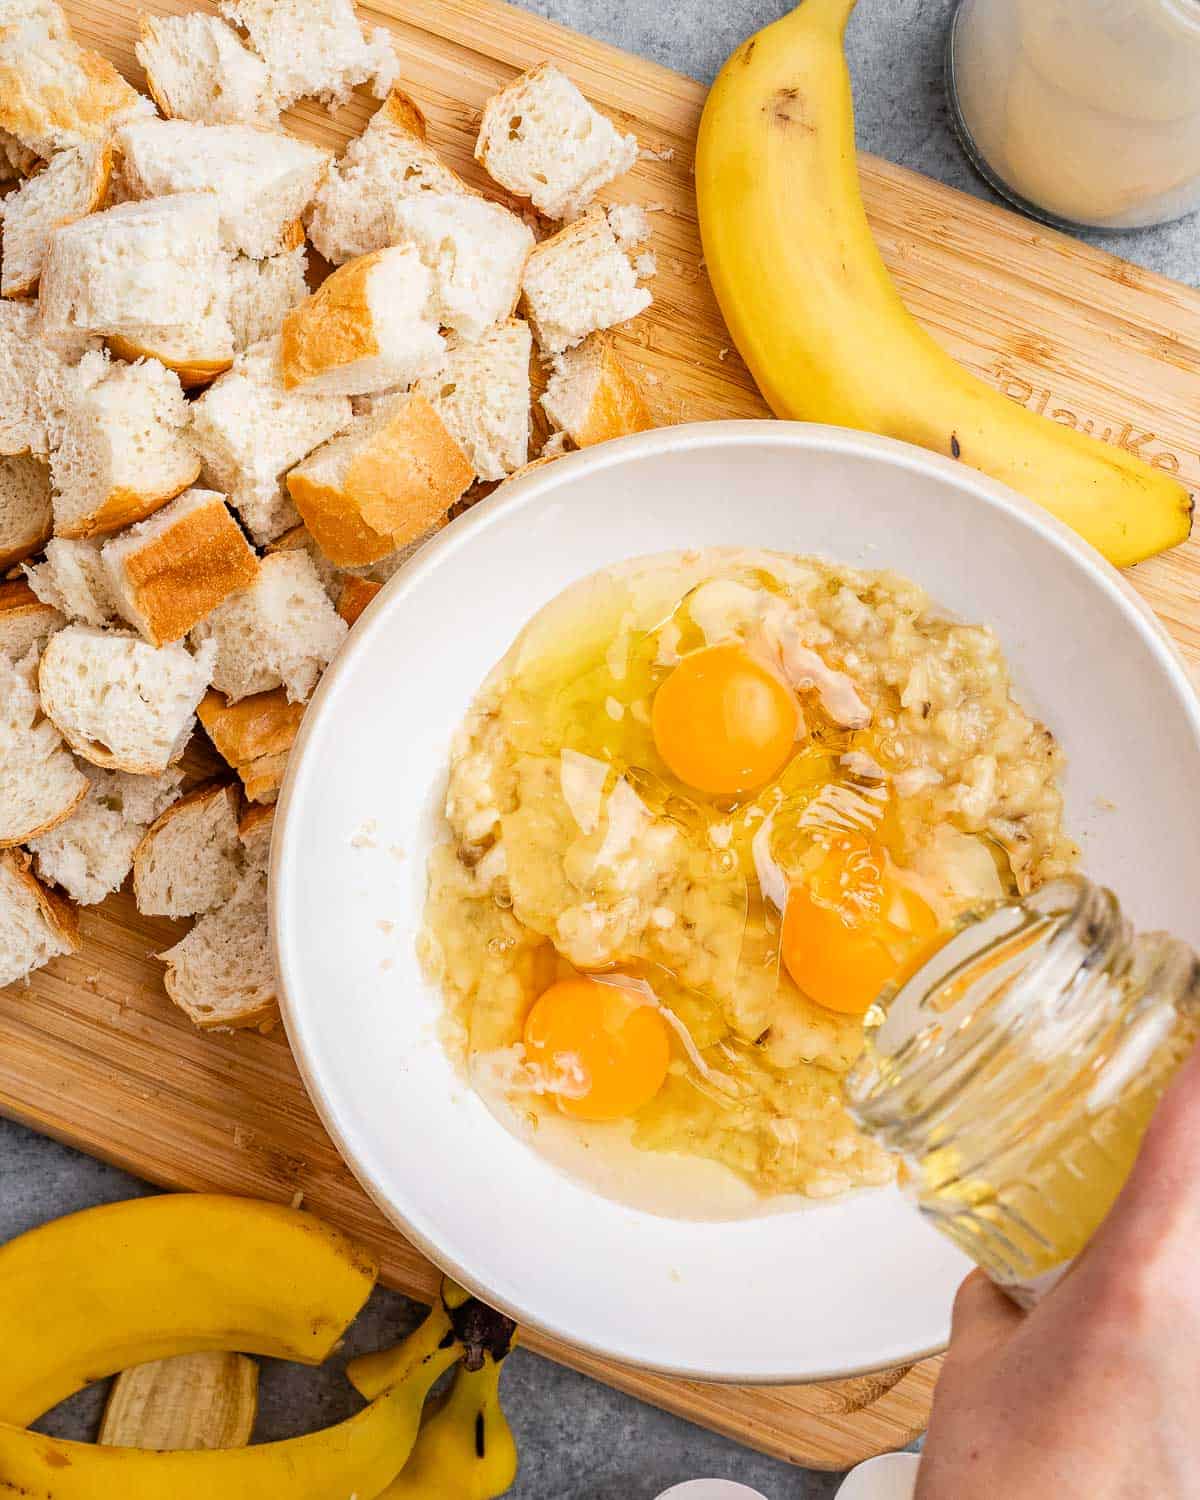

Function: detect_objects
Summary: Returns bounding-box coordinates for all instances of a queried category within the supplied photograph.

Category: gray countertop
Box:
[4,2,1197,1497]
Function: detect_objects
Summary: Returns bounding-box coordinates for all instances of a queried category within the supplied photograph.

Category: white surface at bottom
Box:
[655,1483,771,1500]
[834,1453,922,1499]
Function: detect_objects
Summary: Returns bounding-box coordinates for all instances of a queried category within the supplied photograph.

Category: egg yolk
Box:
[523,977,671,1122]
[781,838,941,1015]
[651,643,800,796]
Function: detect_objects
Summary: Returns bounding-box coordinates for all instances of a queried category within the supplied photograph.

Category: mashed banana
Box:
[421,549,1076,1205]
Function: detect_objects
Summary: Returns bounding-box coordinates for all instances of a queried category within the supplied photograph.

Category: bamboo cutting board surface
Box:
[4,0,1200,1472]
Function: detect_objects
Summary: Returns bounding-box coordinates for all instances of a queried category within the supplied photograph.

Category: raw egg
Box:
[781,836,941,1015]
[523,976,671,1122]
[651,642,800,796]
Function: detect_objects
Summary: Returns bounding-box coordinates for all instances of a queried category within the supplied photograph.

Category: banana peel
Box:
[99,1353,259,1450]
[695,0,1193,567]
[0,1288,515,1499]
[0,1194,377,1427]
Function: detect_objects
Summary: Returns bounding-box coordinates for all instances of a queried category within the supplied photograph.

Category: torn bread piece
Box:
[116,119,330,259]
[23,536,118,626]
[0,454,53,569]
[48,353,202,539]
[0,648,89,847]
[286,393,473,567]
[0,299,92,458]
[188,334,352,545]
[392,194,533,343]
[0,0,152,161]
[39,625,216,773]
[135,12,278,127]
[198,686,302,804]
[305,87,471,265]
[0,579,64,661]
[103,487,260,646]
[413,319,530,481]
[29,761,184,905]
[133,781,242,918]
[521,206,650,355]
[541,334,653,448]
[336,574,381,627]
[265,522,341,598]
[475,62,639,220]
[0,141,112,298]
[228,246,310,353]
[0,848,80,989]
[238,801,274,872]
[281,245,444,397]
[39,195,234,385]
[606,202,652,251]
[217,0,397,110]
[158,867,275,1029]
[190,549,347,704]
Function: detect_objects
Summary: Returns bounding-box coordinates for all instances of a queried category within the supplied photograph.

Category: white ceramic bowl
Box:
[273,422,1200,1383]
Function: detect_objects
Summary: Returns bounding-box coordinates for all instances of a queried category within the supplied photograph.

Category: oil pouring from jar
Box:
[845,876,1200,1307]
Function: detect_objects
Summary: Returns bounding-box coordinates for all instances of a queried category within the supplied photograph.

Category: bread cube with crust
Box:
[0,848,80,989]
[135,12,278,127]
[521,207,651,355]
[157,867,275,1029]
[23,536,118,627]
[540,334,653,448]
[413,319,531,481]
[133,781,242,918]
[228,247,310,353]
[0,648,89,848]
[0,580,64,662]
[0,454,53,570]
[0,141,112,298]
[217,0,397,110]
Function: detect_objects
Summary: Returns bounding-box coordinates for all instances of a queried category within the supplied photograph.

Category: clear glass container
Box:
[946,0,1200,230]
[846,876,1200,1305]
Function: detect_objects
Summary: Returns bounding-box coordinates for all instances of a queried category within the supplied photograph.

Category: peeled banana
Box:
[0,1194,377,1426]
[0,1294,471,1499]
[695,0,1193,566]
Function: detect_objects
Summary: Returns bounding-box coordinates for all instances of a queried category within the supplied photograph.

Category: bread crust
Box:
[0,773,88,850]
[0,578,60,632]
[3,848,82,957]
[379,87,428,141]
[241,750,289,804]
[0,514,52,572]
[336,574,381,626]
[237,800,275,842]
[105,335,233,391]
[548,337,654,448]
[0,45,143,161]
[280,252,383,391]
[109,493,259,645]
[54,467,204,541]
[287,394,471,567]
[197,688,304,767]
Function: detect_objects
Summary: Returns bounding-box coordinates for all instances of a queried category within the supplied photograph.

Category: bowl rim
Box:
[271,419,1200,1381]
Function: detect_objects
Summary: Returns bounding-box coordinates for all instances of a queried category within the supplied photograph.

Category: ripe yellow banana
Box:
[695,0,1193,567]
[0,1194,377,1426]
[0,1295,467,1499]
[377,1352,519,1498]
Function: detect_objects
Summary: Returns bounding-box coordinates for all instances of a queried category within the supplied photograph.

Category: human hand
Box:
[916,1040,1200,1499]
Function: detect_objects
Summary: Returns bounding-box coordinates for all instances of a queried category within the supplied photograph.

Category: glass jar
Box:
[845,876,1200,1306]
[946,0,1200,230]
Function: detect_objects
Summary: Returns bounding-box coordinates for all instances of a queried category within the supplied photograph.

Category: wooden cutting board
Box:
[5,0,1200,1472]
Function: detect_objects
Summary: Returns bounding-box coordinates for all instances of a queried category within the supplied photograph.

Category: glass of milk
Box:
[946,0,1200,229]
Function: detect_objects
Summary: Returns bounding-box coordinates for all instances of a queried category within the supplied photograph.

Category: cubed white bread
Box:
[197,686,301,803]
[188,334,352,544]
[265,522,341,598]
[0,579,64,661]
[540,334,653,448]
[413,319,530,481]
[305,88,471,266]
[29,761,184,905]
[606,202,652,250]
[39,194,234,385]
[102,487,260,645]
[0,299,92,458]
[217,0,397,109]
[0,647,89,846]
[135,13,278,127]
[190,549,347,703]
[521,207,651,354]
[286,393,473,567]
[228,246,309,353]
[23,536,118,626]
[38,625,217,773]
[116,119,330,260]
[0,141,112,297]
[133,780,242,917]
[48,353,202,539]
[281,246,444,397]
[475,62,639,220]
[238,800,274,872]
[0,848,80,989]
[392,194,534,343]
[0,0,152,160]
[157,867,274,1029]
[0,453,52,569]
